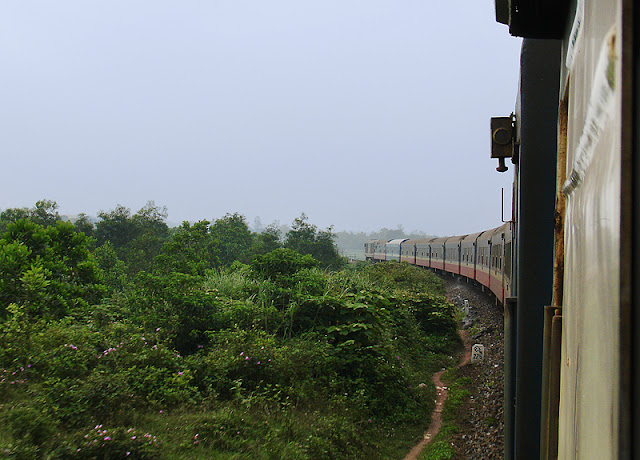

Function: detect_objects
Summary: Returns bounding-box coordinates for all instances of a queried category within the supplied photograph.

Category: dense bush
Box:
[0,220,105,319]
[251,248,319,286]
[0,216,460,459]
[366,261,445,295]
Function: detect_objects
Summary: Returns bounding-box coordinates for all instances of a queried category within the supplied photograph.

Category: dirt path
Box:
[403,331,471,460]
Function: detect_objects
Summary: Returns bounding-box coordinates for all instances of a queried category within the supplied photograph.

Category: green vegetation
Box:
[0,200,459,459]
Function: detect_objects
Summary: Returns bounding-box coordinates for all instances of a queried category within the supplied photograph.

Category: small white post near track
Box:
[471,344,485,363]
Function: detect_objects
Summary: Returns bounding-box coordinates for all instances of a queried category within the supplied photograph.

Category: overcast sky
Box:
[1,1,521,236]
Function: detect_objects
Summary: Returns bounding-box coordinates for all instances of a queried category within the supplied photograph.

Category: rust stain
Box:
[554,94,568,308]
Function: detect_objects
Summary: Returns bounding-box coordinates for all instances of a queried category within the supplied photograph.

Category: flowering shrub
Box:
[72,425,161,459]
[0,364,30,386]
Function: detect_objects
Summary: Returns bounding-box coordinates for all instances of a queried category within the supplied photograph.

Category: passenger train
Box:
[367,0,639,458]
[364,223,514,304]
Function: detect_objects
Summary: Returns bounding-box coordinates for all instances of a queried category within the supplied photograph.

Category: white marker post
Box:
[471,344,485,363]
[464,300,470,316]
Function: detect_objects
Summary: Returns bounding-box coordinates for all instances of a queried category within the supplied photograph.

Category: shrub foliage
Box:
[0,211,459,459]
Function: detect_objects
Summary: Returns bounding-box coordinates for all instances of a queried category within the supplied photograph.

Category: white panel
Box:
[557,2,622,459]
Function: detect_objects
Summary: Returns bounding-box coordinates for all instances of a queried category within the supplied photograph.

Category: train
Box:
[367,0,638,459]
[364,222,514,304]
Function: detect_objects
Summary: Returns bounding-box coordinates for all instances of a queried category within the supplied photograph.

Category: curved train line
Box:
[364,222,514,304]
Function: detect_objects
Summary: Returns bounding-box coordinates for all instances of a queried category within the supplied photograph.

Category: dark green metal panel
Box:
[512,39,560,460]
[503,297,517,460]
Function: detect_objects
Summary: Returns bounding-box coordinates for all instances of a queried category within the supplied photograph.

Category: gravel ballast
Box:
[442,276,505,460]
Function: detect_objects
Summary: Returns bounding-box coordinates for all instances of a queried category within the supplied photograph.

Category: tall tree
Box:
[132,201,169,237]
[210,213,253,265]
[31,199,60,227]
[126,201,170,273]
[251,224,282,256]
[93,241,128,293]
[73,213,95,237]
[284,214,345,270]
[154,221,219,276]
[95,201,170,274]
[95,205,137,249]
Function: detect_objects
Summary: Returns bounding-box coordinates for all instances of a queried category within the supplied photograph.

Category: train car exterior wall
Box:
[555,3,623,458]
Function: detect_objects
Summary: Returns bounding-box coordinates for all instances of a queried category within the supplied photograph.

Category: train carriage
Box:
[488,225,506,304]
[475,232,492,288]
[364,240,376,261]
[412,239,433,267]
[384,239,407,262]
[503,222,514,300]
[372,240,387,262]
[428,237,447,270]
[460,230,485,279]
[400,240,416,264]
[493,0,633,456]
[444,235,466,275]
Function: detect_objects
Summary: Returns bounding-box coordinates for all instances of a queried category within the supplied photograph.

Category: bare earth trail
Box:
[403,276,505,460]
[403,331,472,460]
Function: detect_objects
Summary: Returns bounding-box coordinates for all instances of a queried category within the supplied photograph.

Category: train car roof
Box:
[474,226,505,243]
[461,230,489,243]
[445,234,468,244]
[486,226,505,237]
[404,238,431,245]
[386,238,408,245]
[488,224,509,241]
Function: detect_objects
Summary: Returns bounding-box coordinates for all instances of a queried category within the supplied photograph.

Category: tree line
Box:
[0,200,345,316]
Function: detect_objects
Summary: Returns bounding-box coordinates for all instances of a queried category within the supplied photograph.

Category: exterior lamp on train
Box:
[491,115,515,173]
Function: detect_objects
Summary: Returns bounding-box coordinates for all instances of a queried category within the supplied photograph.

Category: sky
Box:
[0,1,521,236]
